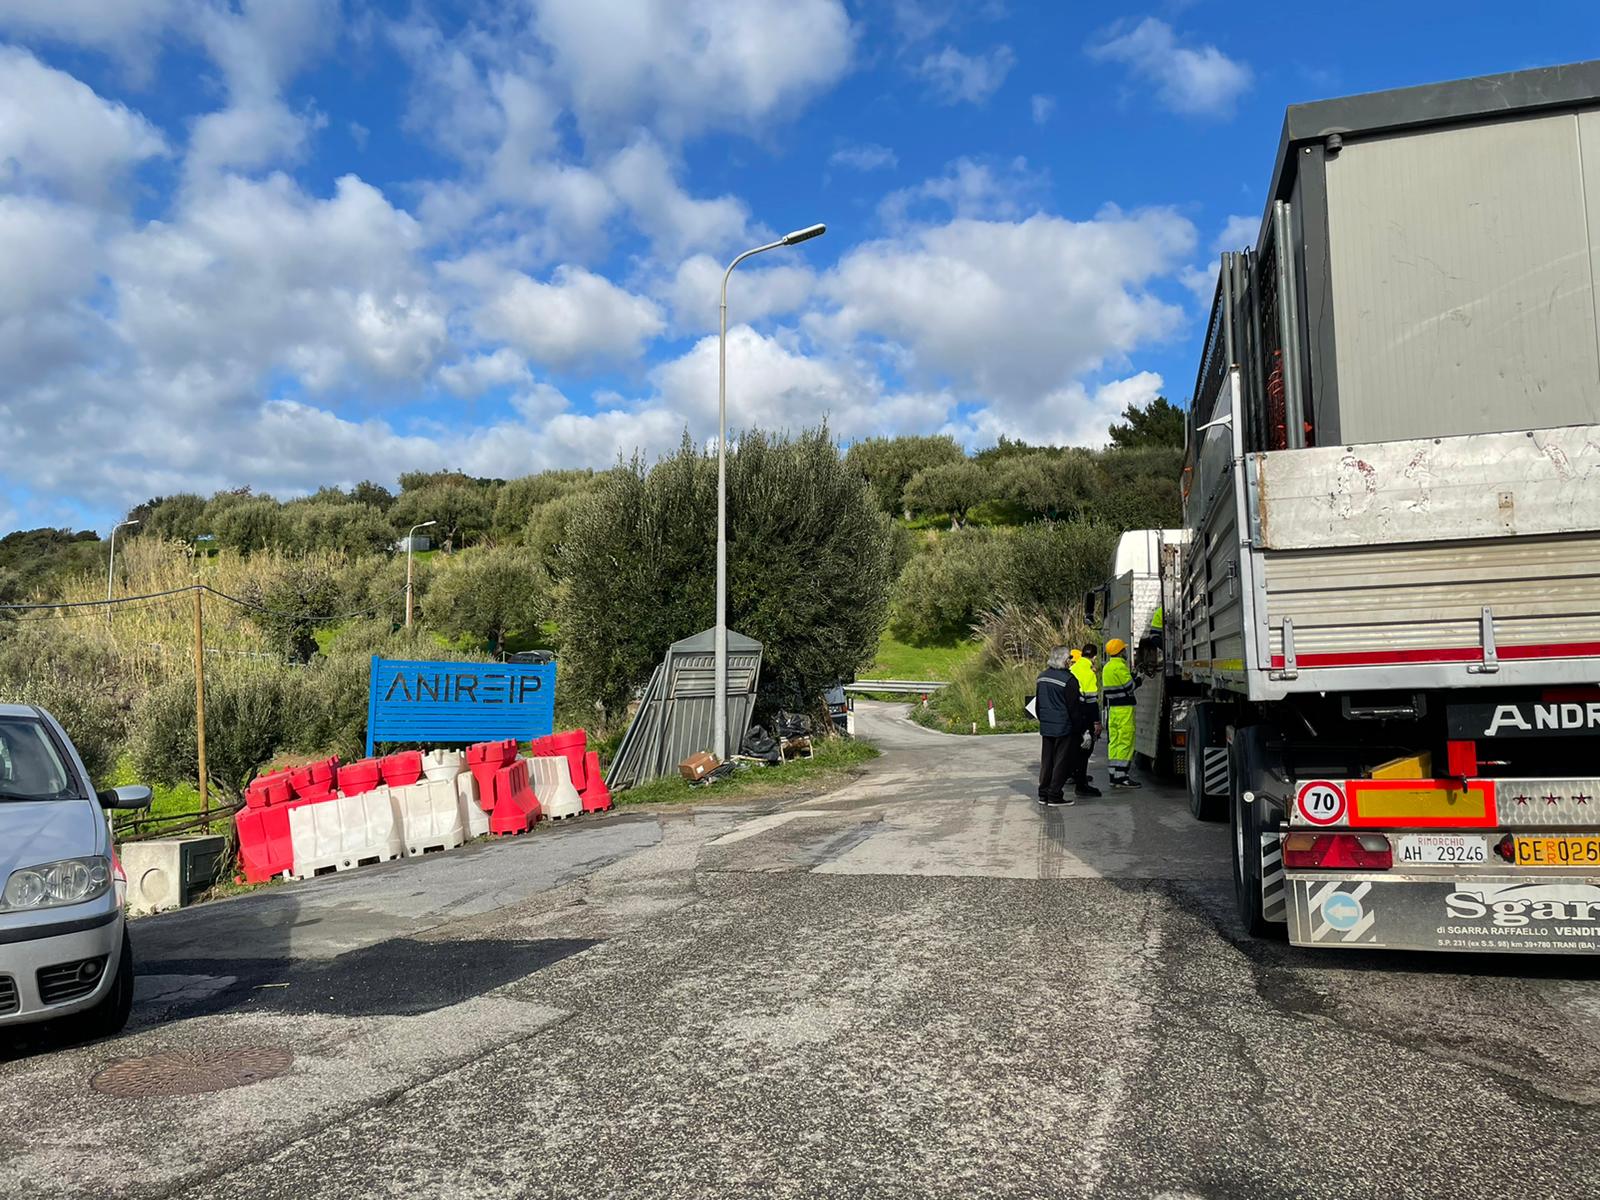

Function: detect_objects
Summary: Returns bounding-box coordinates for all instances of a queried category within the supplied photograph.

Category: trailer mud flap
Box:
[1289,878,1600,953]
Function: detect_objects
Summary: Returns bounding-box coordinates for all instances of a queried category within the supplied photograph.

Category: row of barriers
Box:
[235,731,614,883]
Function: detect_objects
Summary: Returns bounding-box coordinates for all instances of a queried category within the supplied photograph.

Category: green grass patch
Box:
[106,756,234,838]
[867,628,981,681]
[616,737,879,807]
[916,657,1041,735]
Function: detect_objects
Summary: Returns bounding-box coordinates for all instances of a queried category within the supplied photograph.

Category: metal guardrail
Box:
[844,679,950,694]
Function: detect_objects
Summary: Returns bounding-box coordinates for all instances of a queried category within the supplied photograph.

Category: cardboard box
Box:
[679,751,720,782]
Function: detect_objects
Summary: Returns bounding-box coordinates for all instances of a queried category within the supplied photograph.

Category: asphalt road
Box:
[6,701,1600,1198]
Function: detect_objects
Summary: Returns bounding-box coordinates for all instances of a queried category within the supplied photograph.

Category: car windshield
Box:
[0,715,80,802]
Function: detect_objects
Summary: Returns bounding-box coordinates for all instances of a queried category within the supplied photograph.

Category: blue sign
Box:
[366,657,556,756]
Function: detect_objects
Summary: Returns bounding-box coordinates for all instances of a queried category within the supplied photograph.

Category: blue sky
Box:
[1,0,1596,534]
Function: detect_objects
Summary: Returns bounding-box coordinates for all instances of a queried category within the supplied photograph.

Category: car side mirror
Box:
[1083,590,1097,622]
[99,785,153,810]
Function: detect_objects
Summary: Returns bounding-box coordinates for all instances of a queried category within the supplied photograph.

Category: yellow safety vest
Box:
[1101,655,1135,705]
[1070,656,1099,698]
[1150,606,1163,631]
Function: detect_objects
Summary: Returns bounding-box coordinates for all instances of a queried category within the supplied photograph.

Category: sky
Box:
[1,0,1596,534]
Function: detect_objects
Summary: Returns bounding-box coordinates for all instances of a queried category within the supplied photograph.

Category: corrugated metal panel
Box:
[606,630,763,790]
[1263,532,1600,656]
[1255,425,1600,550]
[1326,112,1600,443]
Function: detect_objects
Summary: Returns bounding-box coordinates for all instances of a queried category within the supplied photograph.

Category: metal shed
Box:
[607,628,763,790]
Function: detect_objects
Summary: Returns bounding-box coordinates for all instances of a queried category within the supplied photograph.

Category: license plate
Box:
[1397,835,1488,865]
[1513,836,1600,866]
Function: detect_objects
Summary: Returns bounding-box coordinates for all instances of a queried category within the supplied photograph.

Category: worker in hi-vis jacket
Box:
[1069,643,1103,797]
[1101,638,1140,789]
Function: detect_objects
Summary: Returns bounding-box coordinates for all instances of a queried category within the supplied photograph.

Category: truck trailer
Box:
[1113,61,1600,954]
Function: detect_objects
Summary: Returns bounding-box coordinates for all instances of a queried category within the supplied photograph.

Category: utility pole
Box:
[714,222,826,760]
[192,585,209,818]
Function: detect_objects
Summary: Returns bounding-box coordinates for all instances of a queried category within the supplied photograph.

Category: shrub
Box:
[844,434,965,515]
[1000,521,1118,616]
[560,427,894,715]
[0,629,144,783]
[888,528,1005,645]
[902,460,990,528]
[427,545,549,653]
[133,666,300,800]
[240,560,344,663]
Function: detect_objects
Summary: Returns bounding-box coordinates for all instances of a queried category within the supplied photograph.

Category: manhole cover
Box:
[91,1047,294,1098]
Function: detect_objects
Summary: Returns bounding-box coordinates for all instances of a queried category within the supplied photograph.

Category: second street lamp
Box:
[713,222,827,761]
[405,520,436,629]
[106,519,139,626]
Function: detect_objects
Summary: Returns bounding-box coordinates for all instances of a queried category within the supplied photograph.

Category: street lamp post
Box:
[106,519,139,625]
[714,222,827,761]
[405,520,436,630]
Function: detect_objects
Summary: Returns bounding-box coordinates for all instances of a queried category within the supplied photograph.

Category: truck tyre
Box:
[1230,727,1282,939]
[1186,701,1226,822]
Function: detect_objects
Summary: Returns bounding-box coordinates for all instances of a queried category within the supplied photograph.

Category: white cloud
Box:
[605,136,751,258]
[949,372,1166,448]
[879,157,1044,228]
[0,0,179,73]
[1031,94,1056,125]
[652,325,856,432]
[110,172,447,390]
[817,207,1196,401]
[829,143,898,172]
[0,46,166,204]
[1088,17,1252,117]
[0,195,99,320]
[915,44,1014,105]
[473,264,665,369]
[1213,212,1258,253]
[529,0,855,141]
[437,349,533,397]
[656,254,816,336]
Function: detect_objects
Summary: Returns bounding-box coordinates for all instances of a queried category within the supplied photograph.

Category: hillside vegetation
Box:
[0,396,1184,796]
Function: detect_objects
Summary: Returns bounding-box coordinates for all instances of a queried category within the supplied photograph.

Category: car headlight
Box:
[1,857,112,911]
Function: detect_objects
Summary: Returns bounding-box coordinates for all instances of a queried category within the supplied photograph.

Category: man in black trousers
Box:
[1035,645,1085,807]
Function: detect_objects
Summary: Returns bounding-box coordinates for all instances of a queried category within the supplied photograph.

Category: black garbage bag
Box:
[775,711,812,739]
[742,724,780,765]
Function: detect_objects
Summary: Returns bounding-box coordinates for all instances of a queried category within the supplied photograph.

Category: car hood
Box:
[0,799,104,878]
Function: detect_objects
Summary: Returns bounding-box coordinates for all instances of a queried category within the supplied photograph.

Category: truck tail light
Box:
[1172,731,1187,747]
[1282,832,1393,870]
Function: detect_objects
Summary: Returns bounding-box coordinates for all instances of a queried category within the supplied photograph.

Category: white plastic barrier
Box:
[422,748,465,783]
[390,779,466,857]
[528,755,583,820]
[456,773,490,838]
[287,788,403,879]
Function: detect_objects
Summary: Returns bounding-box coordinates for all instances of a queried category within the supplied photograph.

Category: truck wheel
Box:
[78,928,135,1040]
[1230,728,1281,939]
[1186,701,1226,822]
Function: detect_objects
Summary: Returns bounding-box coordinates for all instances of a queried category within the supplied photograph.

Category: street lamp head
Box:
[418,520,437,528]
[781,223,826,246]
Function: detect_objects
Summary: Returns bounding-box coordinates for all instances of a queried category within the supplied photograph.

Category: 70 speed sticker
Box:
[1295,780,1347,826]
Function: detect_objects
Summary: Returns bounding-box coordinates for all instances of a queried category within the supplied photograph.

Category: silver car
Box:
[0,703,150,1040]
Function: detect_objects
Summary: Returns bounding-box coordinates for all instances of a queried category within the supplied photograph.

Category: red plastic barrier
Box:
[488,758,542,836]
[541,730,588,793]
[288,756,339,798]
[245,772,293,810]
[236,798,312,883]
[579,751,613,813]
[467,740,518,800]
[380,750,423,788]
[337,758,383,797]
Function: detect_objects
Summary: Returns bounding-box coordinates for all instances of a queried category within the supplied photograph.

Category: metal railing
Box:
[844,679,950,694]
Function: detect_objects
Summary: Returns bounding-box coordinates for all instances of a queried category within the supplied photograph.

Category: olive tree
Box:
[559,427,895,715]
[426,545,549,654]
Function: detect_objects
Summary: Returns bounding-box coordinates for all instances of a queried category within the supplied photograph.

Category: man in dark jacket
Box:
[1035,646,1085,806]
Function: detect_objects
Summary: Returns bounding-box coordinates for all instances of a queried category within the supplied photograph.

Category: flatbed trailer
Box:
[1138,61,1600,953]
